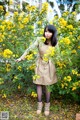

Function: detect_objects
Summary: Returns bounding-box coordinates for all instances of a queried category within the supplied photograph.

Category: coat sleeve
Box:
[20,37,40,60]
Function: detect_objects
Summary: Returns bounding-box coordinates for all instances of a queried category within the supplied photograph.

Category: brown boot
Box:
[37,102,43,114]
[44,102,50,116]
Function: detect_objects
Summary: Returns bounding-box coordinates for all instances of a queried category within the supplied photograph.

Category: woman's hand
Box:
[15,58,22,62]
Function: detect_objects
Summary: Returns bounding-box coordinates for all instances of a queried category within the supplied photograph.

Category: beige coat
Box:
[20,37,57,85]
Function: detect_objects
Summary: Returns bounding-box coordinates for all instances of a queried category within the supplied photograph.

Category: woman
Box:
[16,24,58,116]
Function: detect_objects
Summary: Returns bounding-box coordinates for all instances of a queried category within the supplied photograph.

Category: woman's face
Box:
[44,28,53,39]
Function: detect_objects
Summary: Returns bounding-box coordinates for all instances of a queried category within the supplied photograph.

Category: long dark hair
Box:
[43,25,57,46]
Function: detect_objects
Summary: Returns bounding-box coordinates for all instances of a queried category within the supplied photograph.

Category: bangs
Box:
[45,25,56,33]
[47,28,54,33]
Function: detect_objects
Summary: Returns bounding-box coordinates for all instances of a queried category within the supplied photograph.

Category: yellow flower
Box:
[0,33,5,40]
[43,46,55,62]
[72,87,76,91]
[54,16,58,19]
[43,57,49,62]
[3,49,13,58]
[72,70,78,75]
[61,83,64,88]
[26,5,36,11]
[0,25,5,31]
[64,77,67,80]
[72,82,80,88]
[67,76,72,82]
[0,5,4,11]
[18,17,22,21]
[43,54,49,62]
[60,37,70,45]
[78,36,80,39]
[6,63,11,72]
[14,12,18,16]
[29,64,36,70]
[59,18,67,27]
[33,74,40,80]
[9,0,13,5]
[0,39,3,42]
[57,61,66,69]
[78,46,80,49]
[33,51,37,55]
[69,32,72,35]
[2,94,7,98]
[19,23,24,29]
[65,83,68,86]
[5,12,10,16]
[72,12,76,15]
[39,29,44,35]
[18,85,21,90]
[49,20,53,24]
[40,2,48,14]
[17,66,22,71]
[72,49,77,54]
[22,17,29,24]
[14,76,18,79]
[62,12,67,16]
[37,21,42,25]
[48,46,55,56]
[25,54,33,60]
[0,78,4,85]
[77,74,80,77]
[31,92,37,98]
[64,76,72,82]
[65,38,70,45]
[67,25,74,30]
[41,37,46,42]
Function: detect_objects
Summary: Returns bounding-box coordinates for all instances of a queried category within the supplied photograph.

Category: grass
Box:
[0,94,80,120]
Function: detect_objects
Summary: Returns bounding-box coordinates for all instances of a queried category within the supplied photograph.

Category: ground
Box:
[0,95,80,120]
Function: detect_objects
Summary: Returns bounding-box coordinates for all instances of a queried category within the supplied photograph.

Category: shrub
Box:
[0,2,48,97]
[49,11,80,102]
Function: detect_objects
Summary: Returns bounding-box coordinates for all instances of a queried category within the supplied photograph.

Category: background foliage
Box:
[0,2,80,102]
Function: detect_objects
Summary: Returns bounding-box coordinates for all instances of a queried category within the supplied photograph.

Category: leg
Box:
[45,86,51,103]
[36,85,43,114]
[37,85,42,102]
[44,86,51,116]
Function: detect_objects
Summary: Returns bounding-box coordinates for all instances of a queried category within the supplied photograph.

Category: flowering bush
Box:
[0,3,80,101]
[49,11,80,102]
[0,2,49,98]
